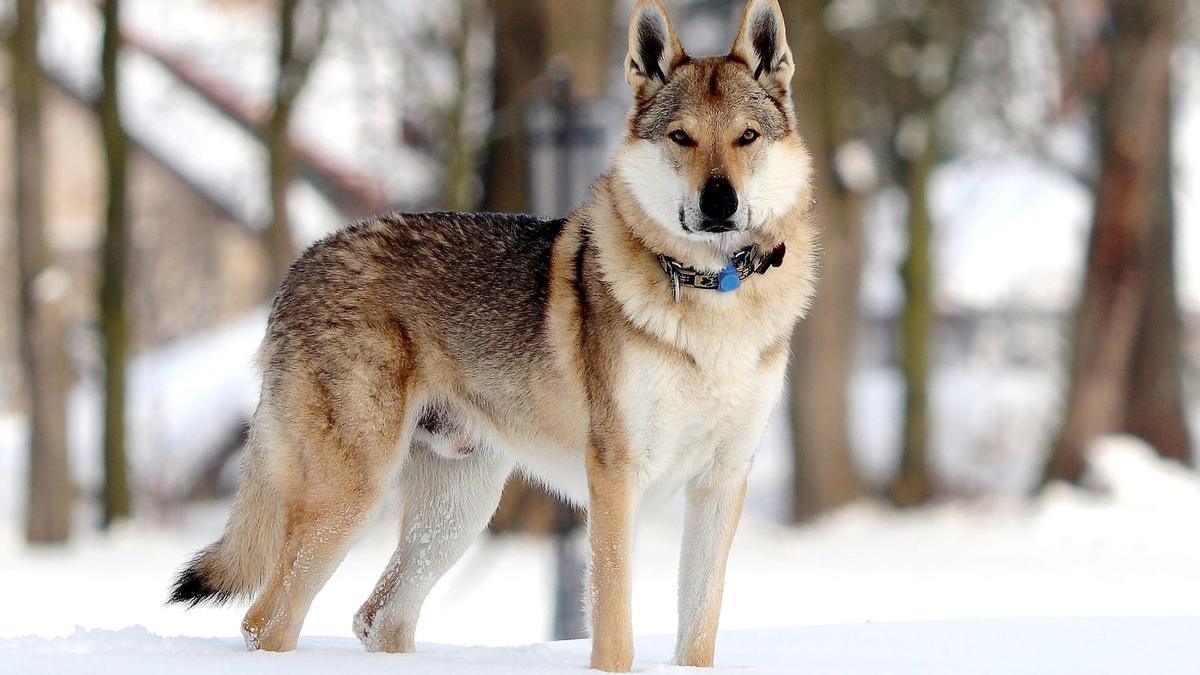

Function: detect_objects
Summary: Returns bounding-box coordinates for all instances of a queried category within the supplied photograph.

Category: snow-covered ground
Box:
[3,438,1200,673]
[6,619,1199,675]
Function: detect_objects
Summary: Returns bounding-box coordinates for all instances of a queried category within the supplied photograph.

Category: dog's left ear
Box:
[729,0,794,98]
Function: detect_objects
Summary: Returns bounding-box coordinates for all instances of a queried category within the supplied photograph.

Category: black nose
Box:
[699,177,738,222]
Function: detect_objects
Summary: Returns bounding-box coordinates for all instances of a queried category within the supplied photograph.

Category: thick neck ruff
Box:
[656,243,786,302]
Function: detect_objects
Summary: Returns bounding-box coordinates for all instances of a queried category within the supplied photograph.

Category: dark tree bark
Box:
[265,0,331,284]
[1123,117,1190,464]
[1043,0,1188,483]
[783,0,863,522]
[890,127,938,507]
[480,0,614,214]
[479,0,548,214]
[13,0,73,543]
[876,2,974,506]
[441,0,485,211]
[99,0,132,528]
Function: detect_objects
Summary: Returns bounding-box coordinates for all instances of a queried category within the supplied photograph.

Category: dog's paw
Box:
[241,624,261,652]
[354,607,416,654]
[241,614,265,652]
[351,609,373,648]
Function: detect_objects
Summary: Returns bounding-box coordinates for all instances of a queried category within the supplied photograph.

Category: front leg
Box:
[675,470,749,667]
[586,447,637,672]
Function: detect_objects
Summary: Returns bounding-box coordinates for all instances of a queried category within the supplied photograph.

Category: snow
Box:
[3,437,1200,672]
[4,619,1199,675]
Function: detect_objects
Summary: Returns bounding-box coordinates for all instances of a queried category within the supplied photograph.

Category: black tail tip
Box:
[168,562,233,608]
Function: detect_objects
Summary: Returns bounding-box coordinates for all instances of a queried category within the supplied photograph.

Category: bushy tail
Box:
[169,433,285,607]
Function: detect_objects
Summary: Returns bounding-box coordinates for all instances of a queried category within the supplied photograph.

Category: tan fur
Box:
[586,449,637,672]
[171,1,815,670]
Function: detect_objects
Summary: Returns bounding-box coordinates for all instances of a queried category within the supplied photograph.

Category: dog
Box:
[169,0,816,670]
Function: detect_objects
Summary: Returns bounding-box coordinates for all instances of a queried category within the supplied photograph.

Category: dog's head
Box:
[613,0,810,261]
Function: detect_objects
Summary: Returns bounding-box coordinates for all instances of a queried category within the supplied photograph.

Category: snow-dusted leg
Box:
[674,471,749,667]
[242,480,385,652]
[353,448,513,653]
[586,453,637,673]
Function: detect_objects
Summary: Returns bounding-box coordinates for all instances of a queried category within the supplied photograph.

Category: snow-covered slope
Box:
[4,618,1199,675]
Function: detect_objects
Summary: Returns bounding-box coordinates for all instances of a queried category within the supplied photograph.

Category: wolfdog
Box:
[169,0,816,670]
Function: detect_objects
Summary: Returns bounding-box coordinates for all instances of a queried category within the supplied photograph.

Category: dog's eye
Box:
[738,128,761,146]
[668,130,695,147]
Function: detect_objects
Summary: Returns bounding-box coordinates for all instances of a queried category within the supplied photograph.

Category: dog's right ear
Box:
[626,0,687,99]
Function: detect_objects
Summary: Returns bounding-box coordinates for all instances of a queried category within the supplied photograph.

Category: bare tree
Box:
[1043,0,1190,483]
[265,0,332,283]
[891,121,938,506]
[845,1,974,506]
[441,0,487,211]
[98,0,132,528]
[13,0,73,543]
[783,0,864,521]
[479,0,547,215]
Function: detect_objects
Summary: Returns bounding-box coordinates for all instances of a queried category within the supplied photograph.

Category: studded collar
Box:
[656,243,786,303]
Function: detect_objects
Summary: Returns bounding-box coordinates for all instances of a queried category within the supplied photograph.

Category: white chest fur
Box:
[613,338,786,497]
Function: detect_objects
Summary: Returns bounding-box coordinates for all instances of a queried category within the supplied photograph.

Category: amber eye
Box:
[668,129,696,147]
[738,128,761,146]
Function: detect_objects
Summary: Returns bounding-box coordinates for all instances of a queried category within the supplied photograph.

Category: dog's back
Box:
[267,212,566,377]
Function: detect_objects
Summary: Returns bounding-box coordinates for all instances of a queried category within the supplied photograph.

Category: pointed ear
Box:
[626,0,687,99]
[729,0,794,98]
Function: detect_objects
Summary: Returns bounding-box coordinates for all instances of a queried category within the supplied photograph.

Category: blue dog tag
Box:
[717,263,740,292]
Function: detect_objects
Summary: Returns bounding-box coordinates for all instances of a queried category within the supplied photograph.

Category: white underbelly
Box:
[506,438,589,505]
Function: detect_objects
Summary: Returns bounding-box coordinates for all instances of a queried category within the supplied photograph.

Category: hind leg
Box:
[242,426,414,653]
[241,364,413,650]
[242,479,384,652]
[353,446,513,653]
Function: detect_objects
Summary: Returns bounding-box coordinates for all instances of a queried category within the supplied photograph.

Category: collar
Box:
[656,243,786,303]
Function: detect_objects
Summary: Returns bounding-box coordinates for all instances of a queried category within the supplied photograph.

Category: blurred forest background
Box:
[1,0,1198,642]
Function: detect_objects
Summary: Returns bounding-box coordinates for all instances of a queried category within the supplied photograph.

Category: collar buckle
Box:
[658,255,683,303]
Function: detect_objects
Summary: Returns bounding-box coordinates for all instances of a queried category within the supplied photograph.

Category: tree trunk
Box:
[890,124,937,507]
[13,0,73,543]
[1043,0,1185,484]
[481,0,615,213]
[784,0,863,522]
[99,0,132,528]
[442,0,485,211]
[265,0,330,284]
[539,0,614,100]
[480,0,547,214]
[1121,70,1190,465]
